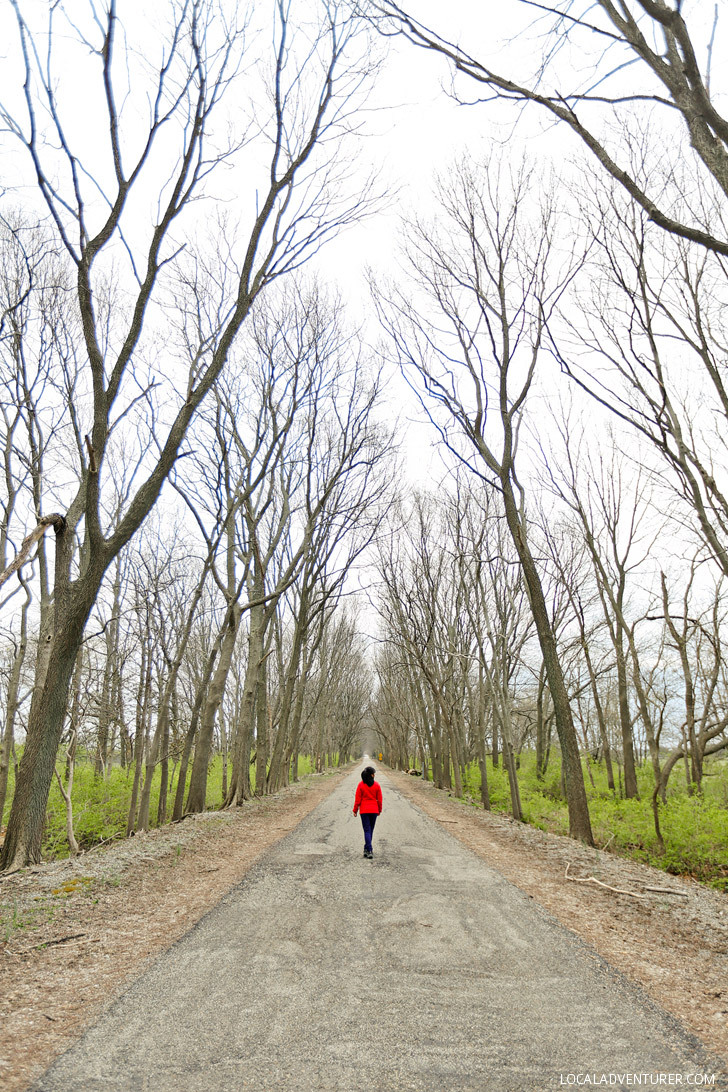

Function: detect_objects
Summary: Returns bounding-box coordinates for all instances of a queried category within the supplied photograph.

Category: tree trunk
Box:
[267,595,308,794]
[221,717,228,803]
[0,585,30,826]
[535,663,550,780]
[501,479,593,844]
[227,606,265,806]
[172,644,219,820]
[491,721,500,769]
[615,628,639,799]
[53,730,80,857]
[186,605,240,813]
[583,643,615,792]
[503,732,523,822]
[126,641,150,837]
[0,521,98,871]
[156,697,171,826]
[95,566,121,776]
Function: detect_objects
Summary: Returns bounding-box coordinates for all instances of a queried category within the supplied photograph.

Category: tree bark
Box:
[186,605,240,813]
[501,480,593,843]
[0,583,30,825]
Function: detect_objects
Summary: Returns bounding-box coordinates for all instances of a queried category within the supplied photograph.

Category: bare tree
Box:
[0,1,380,871]
[375,157,594,842]
[374,0,728,255]
[552,184,728,585]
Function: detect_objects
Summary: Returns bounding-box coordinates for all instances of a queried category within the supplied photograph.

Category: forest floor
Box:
[0,764,726,1091]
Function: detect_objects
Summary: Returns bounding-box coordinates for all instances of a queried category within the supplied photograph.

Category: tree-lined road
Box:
[34,771,718,1092]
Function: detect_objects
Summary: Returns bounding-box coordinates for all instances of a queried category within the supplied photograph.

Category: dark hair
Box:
[361,766,375,786]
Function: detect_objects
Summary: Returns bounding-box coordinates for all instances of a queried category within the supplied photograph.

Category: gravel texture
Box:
[29,768,727,1092]
[390,769,728,1071]
[1,770,347,1092]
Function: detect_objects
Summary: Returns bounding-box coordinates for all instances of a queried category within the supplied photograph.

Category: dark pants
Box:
[360,813,377,853]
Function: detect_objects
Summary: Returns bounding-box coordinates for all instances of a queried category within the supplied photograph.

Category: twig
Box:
[84,832,123,854]
[643,886,689,898]
[34,933,85,950]
[565,863,647,899]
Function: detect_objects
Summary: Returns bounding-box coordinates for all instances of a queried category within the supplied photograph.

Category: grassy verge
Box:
[1,751,318,861]
[454,754,728,891]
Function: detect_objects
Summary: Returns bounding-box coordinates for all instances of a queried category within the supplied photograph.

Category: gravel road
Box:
[34,769,723,1092]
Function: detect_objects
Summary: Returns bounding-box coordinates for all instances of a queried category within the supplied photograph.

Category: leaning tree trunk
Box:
[0,521,101,871]
[501,479,594,845]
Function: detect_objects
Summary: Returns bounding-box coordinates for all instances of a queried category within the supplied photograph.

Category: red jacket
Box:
[353,780,382,815]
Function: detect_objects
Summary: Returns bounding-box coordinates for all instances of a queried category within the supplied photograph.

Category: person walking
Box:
[353,766,382,859]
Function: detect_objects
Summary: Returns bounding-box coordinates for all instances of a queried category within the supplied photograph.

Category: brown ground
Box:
[1,765,727,1091]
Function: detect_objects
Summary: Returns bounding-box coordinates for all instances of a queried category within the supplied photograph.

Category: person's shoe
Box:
[364,850,373,859]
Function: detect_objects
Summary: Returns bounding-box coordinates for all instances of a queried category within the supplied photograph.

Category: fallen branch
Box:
[34,933,85,950]
[643,885,689,898]
[565,863,647,899]
[84,832,124,854]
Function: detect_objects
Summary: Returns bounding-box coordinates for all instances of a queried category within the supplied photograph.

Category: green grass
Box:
[455,752,728,890]
[2,748,317,862]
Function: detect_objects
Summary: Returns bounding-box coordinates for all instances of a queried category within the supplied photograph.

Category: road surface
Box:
[34,769,722,1091]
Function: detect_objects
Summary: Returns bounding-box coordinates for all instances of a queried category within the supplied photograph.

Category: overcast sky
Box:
[1,0,724,514]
